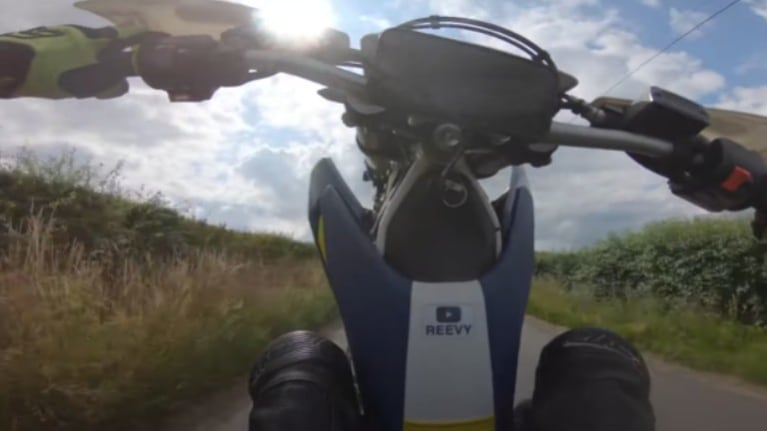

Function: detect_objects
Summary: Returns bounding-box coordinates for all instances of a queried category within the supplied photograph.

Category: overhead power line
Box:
[597,0,743,97]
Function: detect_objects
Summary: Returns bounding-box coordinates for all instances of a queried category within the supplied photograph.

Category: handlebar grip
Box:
[136,35,256,101]
[670,138,767,212]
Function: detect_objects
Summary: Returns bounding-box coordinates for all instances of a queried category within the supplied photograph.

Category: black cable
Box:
[396,16,557,71]
[406,22,535,56]
[598,0,743,97]
[405,21,537,57]
[564,0,743,122]
[432,17,555,66]
[406,22,538,59]
[401,16,543,54]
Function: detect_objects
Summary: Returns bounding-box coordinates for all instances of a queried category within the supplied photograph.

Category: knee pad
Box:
[250,331,356,401]
[535,327,650,398]
[249,331,360,431]
[530,328,655,431]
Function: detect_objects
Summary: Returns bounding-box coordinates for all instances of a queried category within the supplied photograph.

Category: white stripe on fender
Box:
[404,281,494,423]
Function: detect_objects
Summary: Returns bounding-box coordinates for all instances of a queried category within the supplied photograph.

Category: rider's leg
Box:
[516,327,655,431]
[248,331,361,431]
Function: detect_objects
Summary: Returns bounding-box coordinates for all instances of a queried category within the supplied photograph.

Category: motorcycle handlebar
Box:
[543,123,674,157]
[243,50,676,158]
[245,50,367,95]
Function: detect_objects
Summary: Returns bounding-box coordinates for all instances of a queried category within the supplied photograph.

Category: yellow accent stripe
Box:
[317,216,328,262]
[404,417,495,431]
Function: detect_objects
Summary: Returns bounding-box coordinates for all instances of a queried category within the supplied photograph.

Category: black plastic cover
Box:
[365,28,559,141]
[620,87,711,180]
[623,86,710,141]
[384,170,498,282]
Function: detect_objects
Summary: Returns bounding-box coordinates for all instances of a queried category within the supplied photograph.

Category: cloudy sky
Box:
[1,0,766,250]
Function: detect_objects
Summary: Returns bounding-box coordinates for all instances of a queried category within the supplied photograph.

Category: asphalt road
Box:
[152,318,767,431]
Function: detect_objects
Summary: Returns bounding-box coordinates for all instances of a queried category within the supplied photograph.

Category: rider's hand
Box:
[0,25,146,99]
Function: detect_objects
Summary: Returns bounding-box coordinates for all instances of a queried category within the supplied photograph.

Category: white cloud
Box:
[360,15,393,30]
[736,53,767,75]
[669,8,708,39]
[716,86,767,115]
[240,0,338,39]
[0,0,761,250]
[641,0,661,7]
[0,82,273,221]
[434,1,725,101]
[747,0,767,21]
[230,74,367,236]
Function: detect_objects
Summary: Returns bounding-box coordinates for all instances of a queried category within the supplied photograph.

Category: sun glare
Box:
[242,0,337,40]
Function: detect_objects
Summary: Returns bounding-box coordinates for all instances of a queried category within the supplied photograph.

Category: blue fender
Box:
[309,159,535,431]
[481,170,535,431]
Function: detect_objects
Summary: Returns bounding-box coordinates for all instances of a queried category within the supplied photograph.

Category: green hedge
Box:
[537,218,767,325]
[0,169,315,262]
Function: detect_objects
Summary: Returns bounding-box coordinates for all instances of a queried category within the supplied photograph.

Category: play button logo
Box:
[425,305,473,337]
[436,306,462,323]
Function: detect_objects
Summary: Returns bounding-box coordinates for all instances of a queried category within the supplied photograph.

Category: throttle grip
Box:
[135,34,254,101]
[670,138,767,213]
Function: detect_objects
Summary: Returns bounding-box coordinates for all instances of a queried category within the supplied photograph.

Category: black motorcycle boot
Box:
[248,331,362,431]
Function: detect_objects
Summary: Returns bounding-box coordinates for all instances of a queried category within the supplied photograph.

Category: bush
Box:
[535,251,583,288]
[0,151,316,264]
[538,218,767,324]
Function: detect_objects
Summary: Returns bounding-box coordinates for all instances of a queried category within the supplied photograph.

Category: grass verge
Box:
[0,216,336,431]
[528,278,767,386]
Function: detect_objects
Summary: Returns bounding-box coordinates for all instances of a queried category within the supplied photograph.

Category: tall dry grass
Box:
[0,215,335,431]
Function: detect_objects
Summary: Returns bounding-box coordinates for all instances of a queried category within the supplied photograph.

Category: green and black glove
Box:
[0,25,148,99]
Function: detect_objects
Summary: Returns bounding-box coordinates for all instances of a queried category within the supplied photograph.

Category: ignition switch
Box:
[433,123,463,151]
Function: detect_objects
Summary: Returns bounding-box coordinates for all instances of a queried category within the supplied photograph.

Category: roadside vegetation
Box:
[0,151,334,431]
[531,217,767,385]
